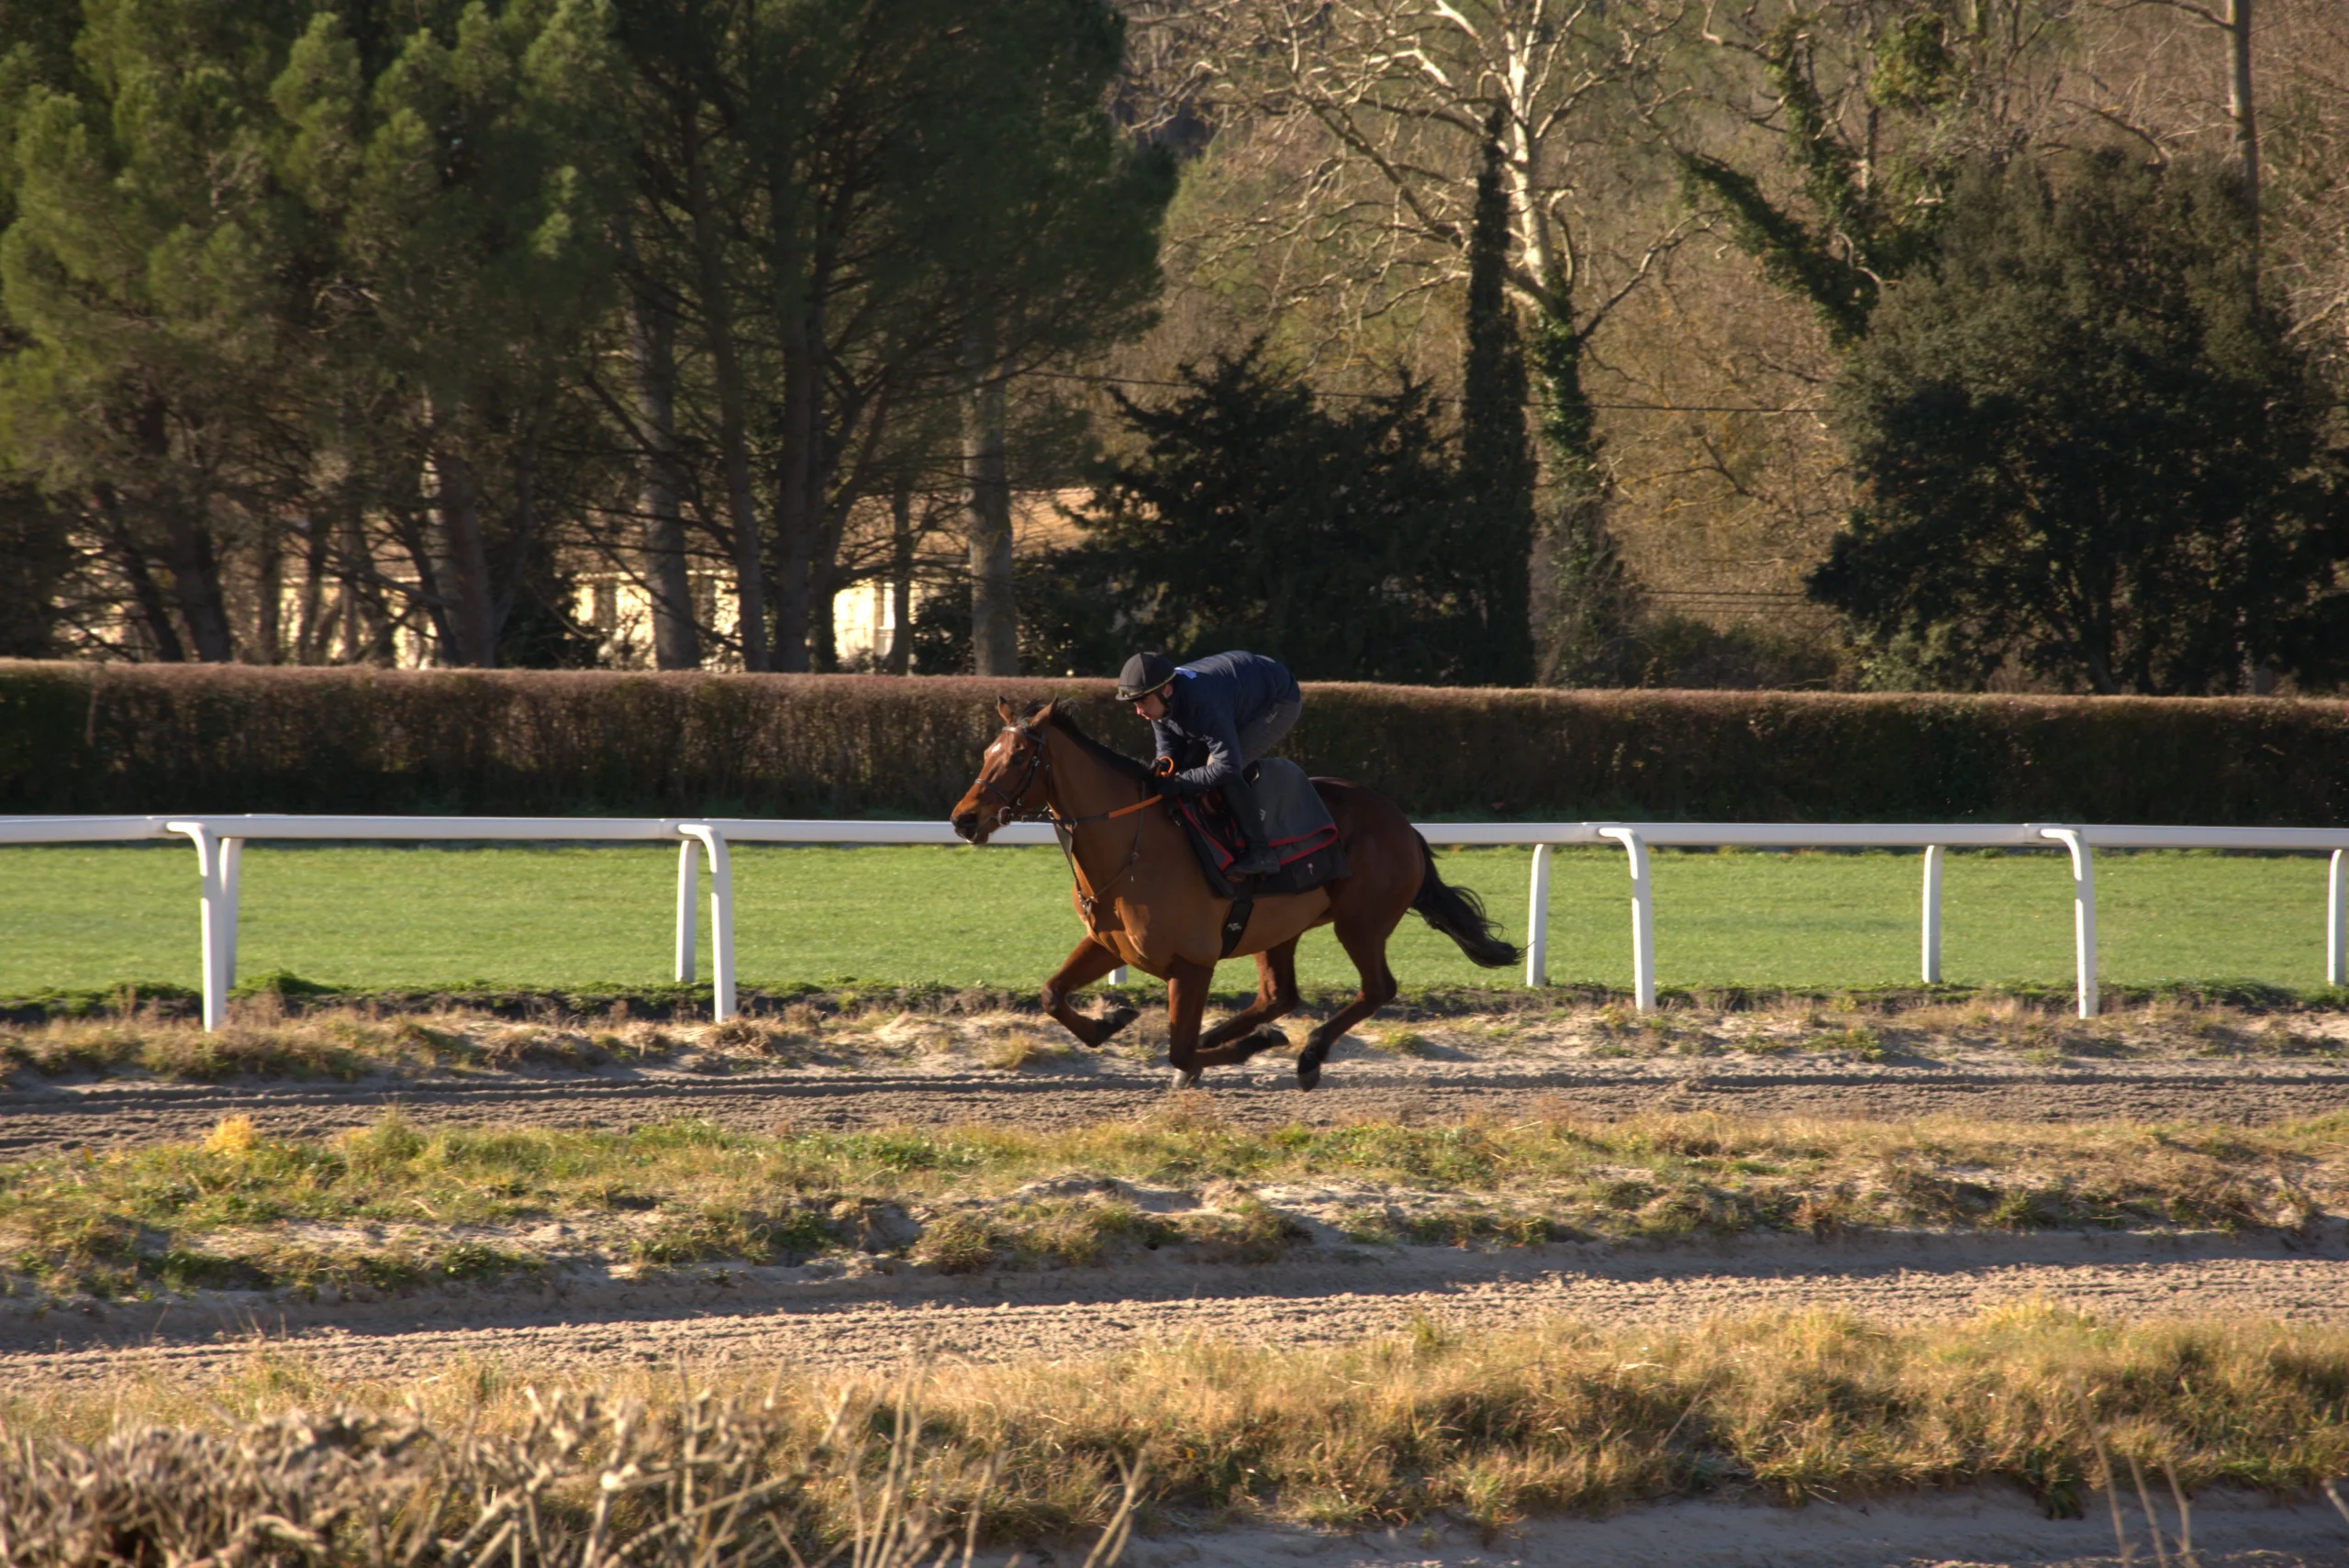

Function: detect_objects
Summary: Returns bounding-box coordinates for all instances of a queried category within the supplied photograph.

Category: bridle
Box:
[974,726,1050,828]
[980,721,1157,932]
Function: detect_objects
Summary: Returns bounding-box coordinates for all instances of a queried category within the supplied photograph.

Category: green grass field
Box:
[0,842,2337,995]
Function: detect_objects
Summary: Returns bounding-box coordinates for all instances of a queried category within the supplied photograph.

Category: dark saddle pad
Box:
[1171,758,1347,899]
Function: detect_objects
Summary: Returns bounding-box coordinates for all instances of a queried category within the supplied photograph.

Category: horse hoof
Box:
[1296,1057,1321,1092]
[1096,1006,1141,1042]
[1170,1067,1202,1092]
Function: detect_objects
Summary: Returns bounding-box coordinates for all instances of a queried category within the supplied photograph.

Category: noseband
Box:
[979,724,1162,831]
[976,725,1050,826]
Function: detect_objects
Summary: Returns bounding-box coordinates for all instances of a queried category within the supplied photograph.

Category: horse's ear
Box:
[1027,699,1055,726]
[994,695,1018,725]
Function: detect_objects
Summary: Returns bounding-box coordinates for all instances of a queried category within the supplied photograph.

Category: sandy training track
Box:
[6,1052,2349,1565]
[2,1053,2343,1156]
[3,1053,2347,1388]
[6,1227,2349,1388]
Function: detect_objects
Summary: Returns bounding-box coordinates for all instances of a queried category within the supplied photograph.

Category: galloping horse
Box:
[950,698,1518,1089]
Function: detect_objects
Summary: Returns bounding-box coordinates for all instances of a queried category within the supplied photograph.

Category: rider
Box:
[1116,650,1302,877]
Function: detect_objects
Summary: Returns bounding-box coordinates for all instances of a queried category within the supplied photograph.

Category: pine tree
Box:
[0,0,320,662]
[1059,344,1493,684]
[274,0,631,667]
[1813,151,2349,693]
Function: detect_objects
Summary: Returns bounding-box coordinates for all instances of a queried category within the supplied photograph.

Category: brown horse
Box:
[950,698,1518,1089]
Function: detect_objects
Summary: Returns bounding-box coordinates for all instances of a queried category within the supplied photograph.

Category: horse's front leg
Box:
[1163,957,1214,1089]
[1041,938,1138,1048]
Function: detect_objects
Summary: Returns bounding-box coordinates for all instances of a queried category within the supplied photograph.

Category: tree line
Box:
[4,0,2347,695]
[0,0,1171,674]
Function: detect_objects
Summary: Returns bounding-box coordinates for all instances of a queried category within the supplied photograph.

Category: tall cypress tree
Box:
[1458,113,1536,684]
[1532,284,1636,686]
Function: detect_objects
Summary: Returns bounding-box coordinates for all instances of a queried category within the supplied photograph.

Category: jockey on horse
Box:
[952,660,1519,1089]
[1117,649,1301,878]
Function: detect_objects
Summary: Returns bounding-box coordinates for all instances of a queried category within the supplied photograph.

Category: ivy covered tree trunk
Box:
[1675,12,1961,346]
[1458,119,1536,687]
[1530,267,1637,686]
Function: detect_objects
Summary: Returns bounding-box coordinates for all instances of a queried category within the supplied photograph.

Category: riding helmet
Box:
[1117,651,1177,701]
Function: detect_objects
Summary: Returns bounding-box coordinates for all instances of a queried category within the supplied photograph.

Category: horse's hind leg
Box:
[1297,922,1400,1091]
[1187,940,1302,1066]
[1197,940,1303,1054]
[1041,938,1138,1048]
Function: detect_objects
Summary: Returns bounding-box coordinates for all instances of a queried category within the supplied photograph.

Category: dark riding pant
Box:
[1217,695,1301,876]
[1234,695,1302,767]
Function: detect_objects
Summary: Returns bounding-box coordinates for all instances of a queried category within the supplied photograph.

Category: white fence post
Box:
[679,824,734,1021]
[220,835,242,987]
[1525,843,1553,987]
[1598,828,1655,1011]
[674,836,700,983]
[166,821,236,1031]
[2330,848,2345,987]
[2043,828,2098,1018]
[1920,844,1943,984]
[1108,965,1129,985]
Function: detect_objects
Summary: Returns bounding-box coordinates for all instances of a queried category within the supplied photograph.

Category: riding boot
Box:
[1219,774,1282,876]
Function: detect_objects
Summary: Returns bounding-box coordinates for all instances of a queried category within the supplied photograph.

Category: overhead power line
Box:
[1026,367,1824,416]
[1646,588,1815,599]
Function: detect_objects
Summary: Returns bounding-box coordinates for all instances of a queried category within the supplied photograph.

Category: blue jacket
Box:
[1150,651,1300,793]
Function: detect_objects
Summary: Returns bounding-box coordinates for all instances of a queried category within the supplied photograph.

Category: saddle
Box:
[1170,757,1348,908]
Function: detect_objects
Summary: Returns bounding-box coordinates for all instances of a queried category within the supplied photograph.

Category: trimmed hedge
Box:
[3,660,2347,823]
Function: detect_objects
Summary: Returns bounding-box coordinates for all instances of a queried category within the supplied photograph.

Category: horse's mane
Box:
[1033,703,1152,784]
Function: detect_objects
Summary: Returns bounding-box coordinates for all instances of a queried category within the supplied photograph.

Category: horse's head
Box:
[951,696,1057,843]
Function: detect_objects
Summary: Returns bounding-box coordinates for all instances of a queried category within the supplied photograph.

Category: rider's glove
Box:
[1150,755,1181,795]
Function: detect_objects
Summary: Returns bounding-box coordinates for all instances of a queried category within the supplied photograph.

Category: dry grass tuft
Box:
[476,1025,602,1071]
[1367,1029,1438,1058]
[0,1007,698,1084]
[3,1307,2343,1543]
[1175,1197,1303,1262]
[0,1379,1141,1566]
[1554,994,2349,1064]
[201,1114,259,1158]
[703,1018,811,1064]
[980,1027,1074,1073]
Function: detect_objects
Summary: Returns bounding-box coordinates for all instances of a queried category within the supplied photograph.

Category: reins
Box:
[1053,795,1157,827]
[990,722,1154,932]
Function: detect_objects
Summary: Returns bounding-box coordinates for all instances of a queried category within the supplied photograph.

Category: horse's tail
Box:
[1410,833,1520,969]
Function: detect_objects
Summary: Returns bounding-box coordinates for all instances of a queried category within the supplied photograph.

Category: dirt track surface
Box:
[6,1046,2348,1401]
[1125,1491,2349,1568]
[6,1224,2348,1386]
[4,1056,2346,1156]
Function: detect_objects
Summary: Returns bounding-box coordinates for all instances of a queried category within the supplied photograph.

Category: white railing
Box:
[5,815,2345,1030]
